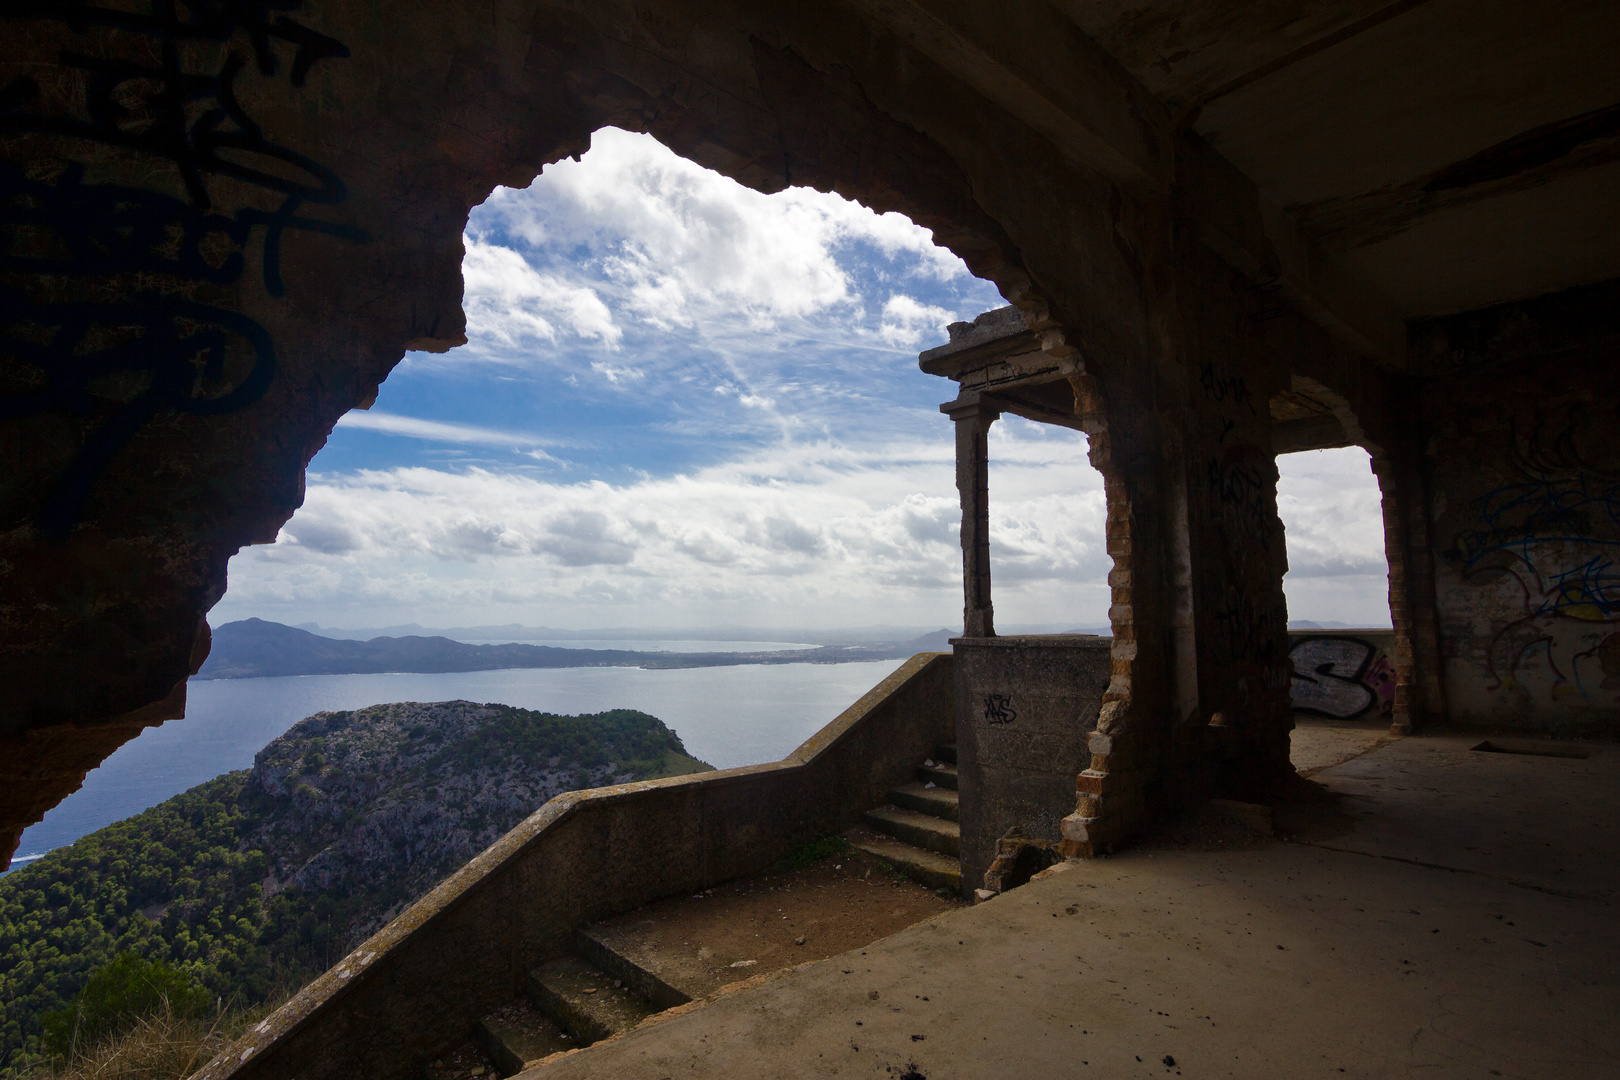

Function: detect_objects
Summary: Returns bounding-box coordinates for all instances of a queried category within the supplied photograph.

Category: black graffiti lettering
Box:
[3,1,350,88]
[0,161,364,296]
[1207,453,1274,553]
[983,694,1017,725]
[1,1,366,533]
[1199,361,1255,414]
[1,288,277,533]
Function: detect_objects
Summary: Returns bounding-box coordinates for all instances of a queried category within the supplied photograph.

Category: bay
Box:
[11,658,903,865]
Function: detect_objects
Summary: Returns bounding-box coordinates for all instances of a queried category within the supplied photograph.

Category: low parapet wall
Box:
[195,653,954,1080]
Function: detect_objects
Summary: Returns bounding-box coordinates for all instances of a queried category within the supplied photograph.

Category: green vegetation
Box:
[41,955,209,1058]
[0,774,326,1077]
[0,704,710,1076]
[423,707,691,775]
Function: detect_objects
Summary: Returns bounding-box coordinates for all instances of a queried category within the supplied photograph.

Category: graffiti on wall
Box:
[1448,420,1620,699]
[1289,635,1396,719]
[0,0,368,533]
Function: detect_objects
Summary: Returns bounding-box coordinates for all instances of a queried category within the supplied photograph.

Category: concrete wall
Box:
[193,653,953,1080]
[1423,355,1620,730]
[955,635,1110,884]
[1287,629,1397,722]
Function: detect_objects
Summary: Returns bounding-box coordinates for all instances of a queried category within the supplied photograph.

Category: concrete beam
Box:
[848,0,1173,190]
[1182,135,1408,367]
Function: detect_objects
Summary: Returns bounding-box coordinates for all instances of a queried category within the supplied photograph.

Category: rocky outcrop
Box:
[238,701,707,940]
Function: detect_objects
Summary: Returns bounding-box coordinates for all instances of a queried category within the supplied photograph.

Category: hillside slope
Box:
[0,702,710,1073]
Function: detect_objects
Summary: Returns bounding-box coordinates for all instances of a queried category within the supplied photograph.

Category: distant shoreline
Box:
[196,619,958,680]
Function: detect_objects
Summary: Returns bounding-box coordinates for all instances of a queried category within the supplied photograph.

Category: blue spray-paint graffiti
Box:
[0,0,368,534]
[1449,421,1620,698]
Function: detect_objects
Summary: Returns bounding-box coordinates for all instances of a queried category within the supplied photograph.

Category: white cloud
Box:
[1276,446,1391,625]
[879,295,955,347]
[460,238,620,351]
[336,410,563,454]
[1275,447,1387,578]
[472,128,970,340]
[219,426,1111,629]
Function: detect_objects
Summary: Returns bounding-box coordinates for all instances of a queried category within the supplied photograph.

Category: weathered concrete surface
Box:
[520,734,1620,1079]
[579,843,961,1006]
[952,634,1109,885]
[1288,715,1389,776]
[1306,733,1618,904]
[1414,296,1620,731]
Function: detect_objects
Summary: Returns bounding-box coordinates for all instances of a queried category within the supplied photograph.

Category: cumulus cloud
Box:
[1276,446,1392,625]
[879,295,955,347]
[470,128,970,344]
[220,425,1111,629]
[461,239,620,350]
[1275,447,1387,578]
[220,130,1393,635]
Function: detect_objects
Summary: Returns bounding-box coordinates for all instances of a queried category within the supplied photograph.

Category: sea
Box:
[10,644,903,869]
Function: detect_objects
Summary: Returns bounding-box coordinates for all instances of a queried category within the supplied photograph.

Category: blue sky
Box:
[212,128,1391,633]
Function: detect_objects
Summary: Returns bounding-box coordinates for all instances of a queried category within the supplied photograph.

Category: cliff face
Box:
[239,701,710,938]
[0,702,710,1071]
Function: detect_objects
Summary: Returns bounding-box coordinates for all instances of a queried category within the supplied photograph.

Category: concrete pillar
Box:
[944,397,999,638]
[1370,420,1448,734]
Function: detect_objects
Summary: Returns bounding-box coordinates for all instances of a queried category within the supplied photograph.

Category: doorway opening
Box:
[1272,388,1394,772]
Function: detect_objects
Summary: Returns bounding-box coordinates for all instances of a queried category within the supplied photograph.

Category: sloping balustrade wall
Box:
[194,652,954,1080]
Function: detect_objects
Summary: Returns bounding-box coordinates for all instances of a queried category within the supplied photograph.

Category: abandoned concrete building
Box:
[3,1,1617,1076]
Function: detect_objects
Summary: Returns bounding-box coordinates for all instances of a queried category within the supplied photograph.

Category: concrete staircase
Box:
[472,924,690,1075]
[470,746,964,1074]
[846,744,961,893]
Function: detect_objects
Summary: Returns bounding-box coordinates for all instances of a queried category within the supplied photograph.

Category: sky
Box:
[211,127,1391,634]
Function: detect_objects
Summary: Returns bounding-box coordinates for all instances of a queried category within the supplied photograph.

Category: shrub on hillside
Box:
[41,955,210,1059]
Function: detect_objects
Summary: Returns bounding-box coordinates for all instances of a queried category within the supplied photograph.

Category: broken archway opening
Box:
[917,309,1121,890]
[1270,375,1405,751]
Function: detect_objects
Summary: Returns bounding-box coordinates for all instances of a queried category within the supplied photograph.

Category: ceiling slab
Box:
[1347,161,1620,315]
[1055,0,1393,111]
[1193,0,1620,206]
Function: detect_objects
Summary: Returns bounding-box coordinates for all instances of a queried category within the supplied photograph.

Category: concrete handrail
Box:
[195,652,953,1080]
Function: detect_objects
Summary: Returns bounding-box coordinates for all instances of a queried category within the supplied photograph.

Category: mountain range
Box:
[196,619,960,680]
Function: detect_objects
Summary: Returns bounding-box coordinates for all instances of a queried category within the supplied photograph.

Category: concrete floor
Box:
[523,731,1619,1079]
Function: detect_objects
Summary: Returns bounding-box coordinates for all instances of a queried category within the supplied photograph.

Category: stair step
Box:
[863,806,961,857]
[847,834,961,892]
[934,744,957,765]
[889,781,959,822]
[528,955,661,1046]
[575,925,692,1011]
[917,760,957,790]
[475,1000,574,1076]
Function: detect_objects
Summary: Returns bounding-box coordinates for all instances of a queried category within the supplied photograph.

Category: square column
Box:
[943,397,999,638]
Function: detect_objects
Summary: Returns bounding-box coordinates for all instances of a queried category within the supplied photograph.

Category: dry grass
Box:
[29,996,291,1080]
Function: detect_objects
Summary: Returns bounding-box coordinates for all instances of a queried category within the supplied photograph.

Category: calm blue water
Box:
[12,659,901,866]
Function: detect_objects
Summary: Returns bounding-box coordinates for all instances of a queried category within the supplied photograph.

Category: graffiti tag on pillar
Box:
[982,694,1017,725]
[0,0,368,534]
[1207,445,1275,554]
[1288,636,1394,719]
[1198,361,1255,415]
